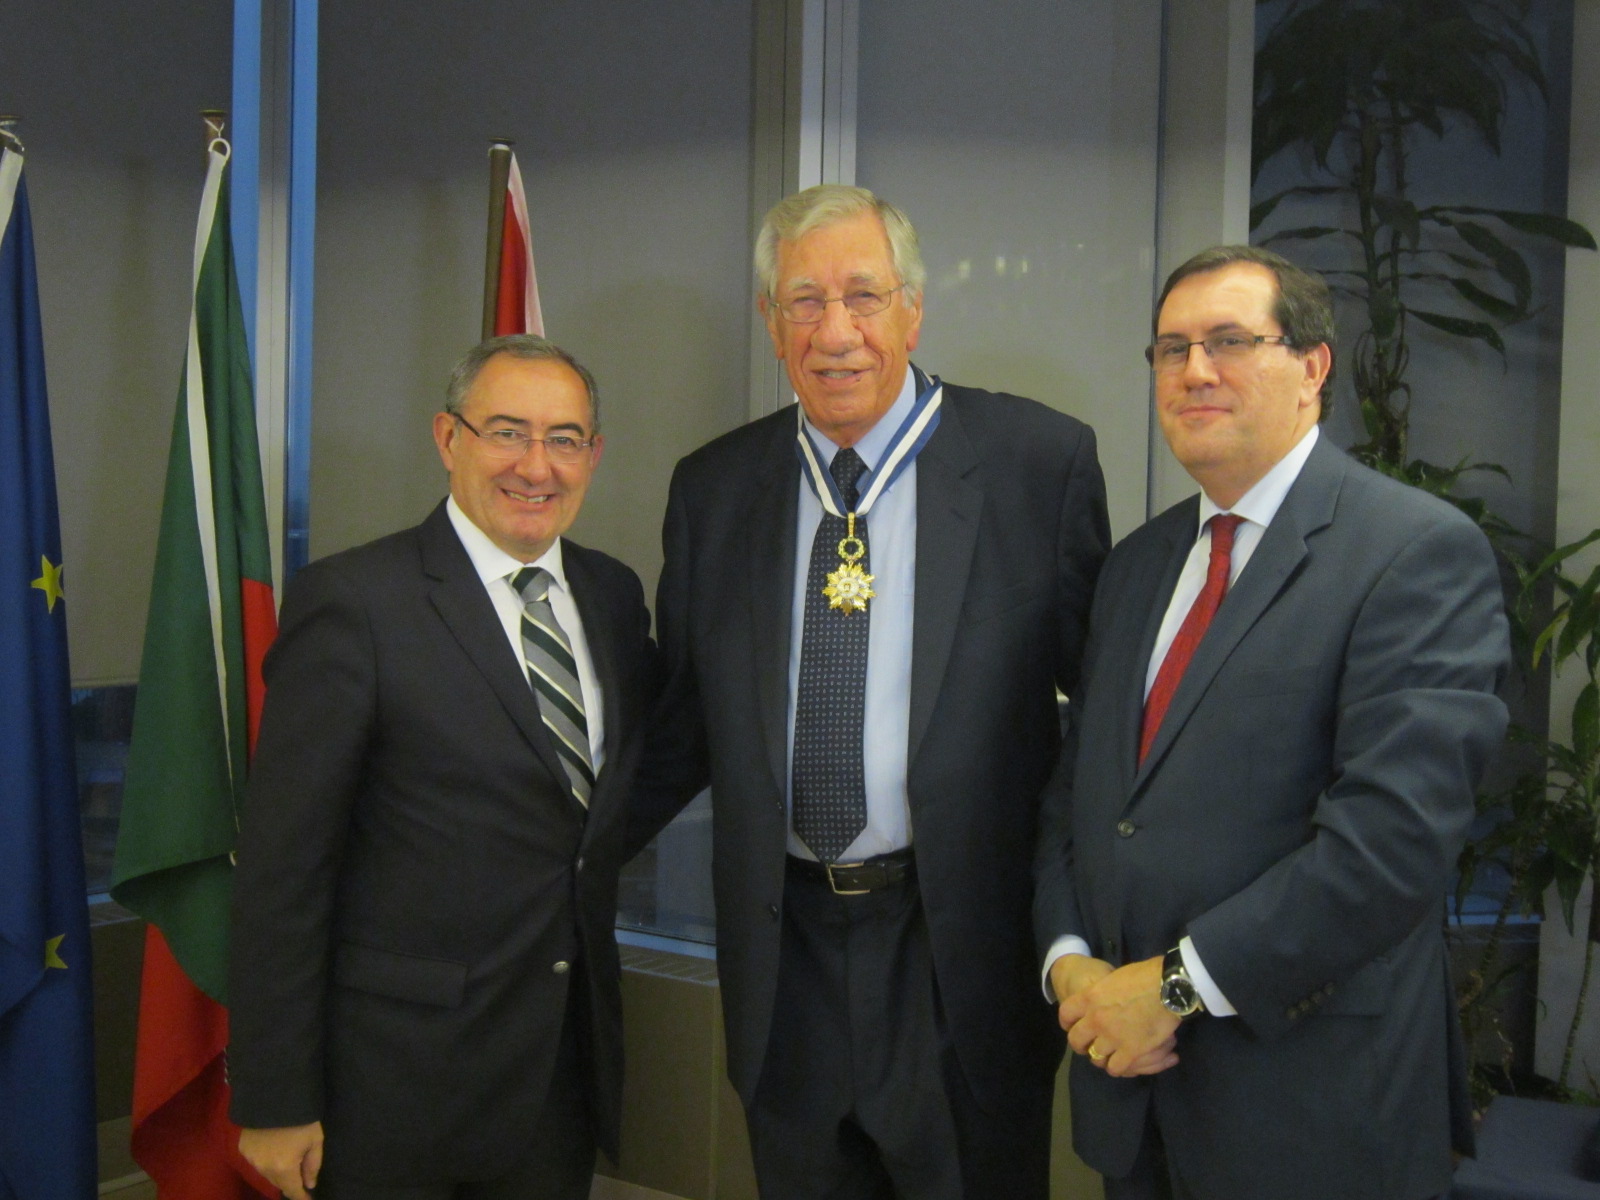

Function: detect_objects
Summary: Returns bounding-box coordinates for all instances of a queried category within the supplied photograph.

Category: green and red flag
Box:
[111,134,276,1200]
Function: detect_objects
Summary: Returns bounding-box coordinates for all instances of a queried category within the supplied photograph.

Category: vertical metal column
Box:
[236,0,317,587]
[747,0,860,419]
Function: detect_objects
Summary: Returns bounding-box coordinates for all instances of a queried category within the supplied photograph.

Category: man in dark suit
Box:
[1034,245,1510,1200]
[628,184,1110,1199]
[228,335,657,1200]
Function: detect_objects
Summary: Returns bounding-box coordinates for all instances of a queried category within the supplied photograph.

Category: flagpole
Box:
[0,115,20,156]
[483,139,513,339]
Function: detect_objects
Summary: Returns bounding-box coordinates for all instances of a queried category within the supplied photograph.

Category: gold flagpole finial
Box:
[0,115,22,155]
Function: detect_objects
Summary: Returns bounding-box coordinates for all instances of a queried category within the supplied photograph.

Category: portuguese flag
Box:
[111,137,276,1199]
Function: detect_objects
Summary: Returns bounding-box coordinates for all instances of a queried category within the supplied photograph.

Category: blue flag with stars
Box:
[0,140,97,1199]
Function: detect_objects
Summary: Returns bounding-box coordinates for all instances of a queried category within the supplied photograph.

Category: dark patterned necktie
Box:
[1139,514,1245,765]
[512,566,595,806]
[791,447,871,863]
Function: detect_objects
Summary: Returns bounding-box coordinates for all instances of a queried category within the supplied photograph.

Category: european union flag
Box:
[0,138,97,1198]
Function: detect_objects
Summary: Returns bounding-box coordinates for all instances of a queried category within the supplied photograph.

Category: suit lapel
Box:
[1117,507,1193,786]
[748,418,801,798]
[909,404,982,764]
[418,504,574,801]
[1133,438,1344,788]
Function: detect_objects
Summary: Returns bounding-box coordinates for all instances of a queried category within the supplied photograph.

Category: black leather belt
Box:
[788,849,915,895]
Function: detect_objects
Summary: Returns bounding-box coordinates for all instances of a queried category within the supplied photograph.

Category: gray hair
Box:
[444,334,601,431]
[754,184,925,304]
[1155,244,1338,410]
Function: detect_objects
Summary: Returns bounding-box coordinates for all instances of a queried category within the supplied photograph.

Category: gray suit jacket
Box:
[1034,435,1510,1200]
[629,381,1110,1118]
[229,502,658,1181]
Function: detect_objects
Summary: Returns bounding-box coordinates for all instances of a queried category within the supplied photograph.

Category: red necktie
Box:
[1139,514,1245,765]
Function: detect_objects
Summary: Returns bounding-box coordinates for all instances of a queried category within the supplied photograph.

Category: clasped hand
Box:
[1050,954,1180,1078]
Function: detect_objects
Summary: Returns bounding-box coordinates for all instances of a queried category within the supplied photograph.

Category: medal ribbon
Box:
[794,369,943,518]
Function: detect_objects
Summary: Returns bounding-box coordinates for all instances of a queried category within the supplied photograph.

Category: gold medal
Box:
[823,512,875,614]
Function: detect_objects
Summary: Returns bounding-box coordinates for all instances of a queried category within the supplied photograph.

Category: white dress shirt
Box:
[446,496,606,771]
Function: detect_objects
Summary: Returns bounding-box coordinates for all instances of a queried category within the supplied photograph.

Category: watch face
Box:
[1161,975,1200,1016]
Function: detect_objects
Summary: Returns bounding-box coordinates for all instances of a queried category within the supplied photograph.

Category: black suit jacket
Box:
[1035,436,1510,1200]
[629,381,1110,1116]
[229,501,657,1182]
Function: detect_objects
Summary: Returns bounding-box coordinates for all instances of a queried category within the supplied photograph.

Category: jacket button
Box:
[1105,938,1120,959]
[768,903,780,920]
[1116,820,1137,838]
[576,856,585,872]
[552,961,570,975]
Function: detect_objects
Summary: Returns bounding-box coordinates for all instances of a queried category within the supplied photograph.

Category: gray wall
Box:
[312,1,760,600]
[2,3,234,685]
[855,0,1162,539]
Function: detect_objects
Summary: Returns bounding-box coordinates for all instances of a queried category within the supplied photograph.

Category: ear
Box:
[587,433,605,471]
[904,290,924,353]
[433,412,459,471]
[1299,342,1331,407]
[759,294,786,361]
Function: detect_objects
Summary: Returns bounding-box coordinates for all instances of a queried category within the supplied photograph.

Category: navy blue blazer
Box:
[1035,435,1510,1200]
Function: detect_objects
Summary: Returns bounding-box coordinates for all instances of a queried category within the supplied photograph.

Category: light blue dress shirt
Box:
[784,367,923,862]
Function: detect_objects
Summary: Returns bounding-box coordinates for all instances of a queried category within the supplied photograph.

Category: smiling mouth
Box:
[503,488,554,506]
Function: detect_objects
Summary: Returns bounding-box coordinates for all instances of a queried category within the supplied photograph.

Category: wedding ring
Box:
[1088,1045,1107,1062]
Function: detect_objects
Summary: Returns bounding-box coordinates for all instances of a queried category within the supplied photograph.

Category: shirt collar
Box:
[445,495,570,593]
[798,362,921,474]
[1197,424,1320,534]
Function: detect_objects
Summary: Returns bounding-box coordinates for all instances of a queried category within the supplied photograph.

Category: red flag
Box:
[493,150,544,336]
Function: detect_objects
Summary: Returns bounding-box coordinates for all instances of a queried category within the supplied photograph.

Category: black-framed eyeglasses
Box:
[453,415,595,463]
[1145,332,1293,373]
[771,285,905,324]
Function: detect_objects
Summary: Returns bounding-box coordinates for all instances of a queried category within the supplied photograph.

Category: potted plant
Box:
[1249,0,1599,1103]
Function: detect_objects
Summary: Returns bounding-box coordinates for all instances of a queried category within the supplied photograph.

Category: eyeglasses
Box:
[1146,332,1293,373]
[453,415,595,463]
[771,285,904,324]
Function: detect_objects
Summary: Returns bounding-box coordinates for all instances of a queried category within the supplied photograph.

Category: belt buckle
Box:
[826,860,871,896]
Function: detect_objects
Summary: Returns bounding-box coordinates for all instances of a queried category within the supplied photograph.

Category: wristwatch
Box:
[1159,944,1205,1020]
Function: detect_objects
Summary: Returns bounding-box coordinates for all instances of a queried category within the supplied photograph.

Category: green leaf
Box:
[1435,217,1534,311]
[1438,206,1598,250]
[1369,287,1401,341]
[1359,397,1384,441]
[1410,310,1507,358]
[1523,528,1600,589]
[1373,194,1422,248]
[1447,277,1526,323]
[1573,682,1600,766]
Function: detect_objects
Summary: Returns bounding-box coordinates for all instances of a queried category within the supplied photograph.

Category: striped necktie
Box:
[512,566,595,807]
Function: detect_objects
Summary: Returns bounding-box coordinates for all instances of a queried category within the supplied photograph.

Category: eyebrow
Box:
[779,271,890,294]
[478,414,589,435]
[1154,321,1256,340]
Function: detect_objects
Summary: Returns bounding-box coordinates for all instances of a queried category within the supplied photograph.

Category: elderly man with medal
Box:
[627,184,1110,1200]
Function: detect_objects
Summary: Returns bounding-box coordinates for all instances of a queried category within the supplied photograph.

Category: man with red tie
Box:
[1034,246,1510,1200]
